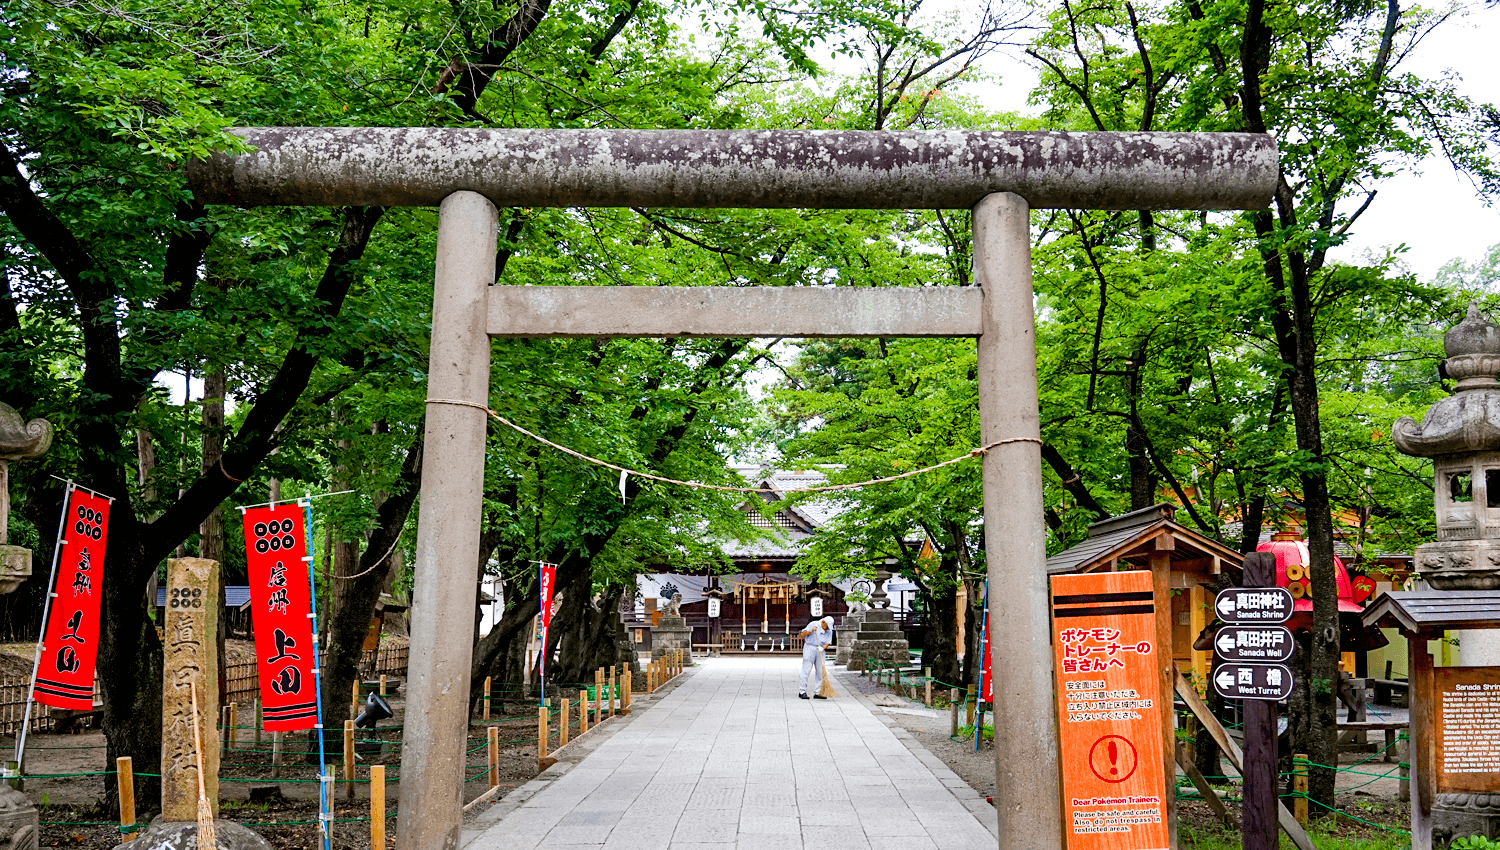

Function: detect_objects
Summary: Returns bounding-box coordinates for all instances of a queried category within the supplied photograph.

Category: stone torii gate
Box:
[188,127,1276,850]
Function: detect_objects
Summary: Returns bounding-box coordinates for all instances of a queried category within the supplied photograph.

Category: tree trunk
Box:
[921,581,962,688]
[200,366,228,706]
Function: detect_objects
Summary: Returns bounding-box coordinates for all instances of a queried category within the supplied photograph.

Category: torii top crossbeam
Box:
[188,127,1276,210]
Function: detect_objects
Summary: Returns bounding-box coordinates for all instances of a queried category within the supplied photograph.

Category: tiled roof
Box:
[1360,591,1500,633]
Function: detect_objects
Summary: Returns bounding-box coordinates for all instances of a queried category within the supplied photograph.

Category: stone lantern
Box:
[0,402,52,593]
[1393,303,1500,591]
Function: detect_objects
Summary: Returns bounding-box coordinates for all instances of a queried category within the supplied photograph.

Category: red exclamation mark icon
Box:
[1108,740,1119,776]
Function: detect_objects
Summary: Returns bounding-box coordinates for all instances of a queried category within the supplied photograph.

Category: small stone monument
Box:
[0,402,52,594]
[849,570,909,671]
[835,600,867,666]
[123,557,270,850]
[651,593,691,661]
[0,785,38,850]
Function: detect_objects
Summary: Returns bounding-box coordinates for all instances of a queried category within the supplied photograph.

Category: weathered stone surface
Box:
[0,404,51,462]
[1434,793,1500,847]
[117,818,272,850]
[0,547,29,595]
[651,612,692,661]
[188,128,1278,212]
[0,784,38,850]
[161,558,220,822]
[835,611,865,666]
[848,609,909,671]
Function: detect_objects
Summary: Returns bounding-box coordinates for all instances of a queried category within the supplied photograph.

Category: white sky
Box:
[962,4,1500,282]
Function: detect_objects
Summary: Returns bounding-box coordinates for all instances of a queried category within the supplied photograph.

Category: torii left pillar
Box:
[397,191,497,850]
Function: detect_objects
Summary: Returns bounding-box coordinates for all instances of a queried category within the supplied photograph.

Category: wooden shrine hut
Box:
[1046,503,1244,684]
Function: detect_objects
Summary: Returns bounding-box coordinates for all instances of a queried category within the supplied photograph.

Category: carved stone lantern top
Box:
[0,403,51,462]
[1393,303,1500,457]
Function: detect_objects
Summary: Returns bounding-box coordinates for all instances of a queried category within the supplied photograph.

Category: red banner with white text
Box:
[242,505,319,730]
[35,488,111,710]
[538,562,557,644]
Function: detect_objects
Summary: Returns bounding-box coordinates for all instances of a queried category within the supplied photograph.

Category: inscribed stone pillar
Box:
[161,557,220,821]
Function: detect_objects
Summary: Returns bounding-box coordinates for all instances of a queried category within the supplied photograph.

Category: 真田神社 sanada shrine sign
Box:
[1051,570,1169,850]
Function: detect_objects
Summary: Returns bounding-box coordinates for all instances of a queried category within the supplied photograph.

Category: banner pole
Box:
[301,500,332,850]
[14,482,75,774]
[976,580,988,753]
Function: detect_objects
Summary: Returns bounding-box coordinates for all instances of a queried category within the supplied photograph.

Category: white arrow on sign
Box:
[1216,632,1236,655]
[1215,669,1236,691]
[1216,594,1237,617]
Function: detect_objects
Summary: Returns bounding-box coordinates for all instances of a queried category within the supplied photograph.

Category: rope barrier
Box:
[428,398,1039,494]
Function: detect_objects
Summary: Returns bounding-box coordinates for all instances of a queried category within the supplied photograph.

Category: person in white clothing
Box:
[798,616,834,699]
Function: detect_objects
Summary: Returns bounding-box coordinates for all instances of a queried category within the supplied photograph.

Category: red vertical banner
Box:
[35,488,110,710]
[538,562,557,647]
[242,505,319,730]
[1052,570,1169,850]
[979,583,992,702]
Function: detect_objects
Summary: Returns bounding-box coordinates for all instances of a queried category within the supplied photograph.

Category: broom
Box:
[190,681,217,849]
[817,648,837,698]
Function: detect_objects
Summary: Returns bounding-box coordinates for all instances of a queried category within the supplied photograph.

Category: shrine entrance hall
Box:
[466,657,997,850]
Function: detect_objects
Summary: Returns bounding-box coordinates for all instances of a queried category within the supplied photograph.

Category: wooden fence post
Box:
[379,675,387,697]
[1399,734,1410,803]
[482,676,492,721]
[371,764,386,850]
[621,664,631,713]
[344,719,356,800]
[351,679,360,720]
[560,699,570,747]
[253,700,262,751]
[965,684,976,729]
[488,726,500,787]
[609,667,617,717]
[537,705,549,770]
[117,756,136,842]
[950,689,960,736]
[271,730,283,779]
[579,689,589,734]
[1293,754,1309,825]
[924,668,932,707]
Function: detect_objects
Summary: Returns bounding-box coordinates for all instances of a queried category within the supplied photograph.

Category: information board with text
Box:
[1436,666,1500,794]
[1051,570,1169,850]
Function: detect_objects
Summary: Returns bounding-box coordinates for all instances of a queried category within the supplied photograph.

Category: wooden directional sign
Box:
[1214,587,1294,624]
[1213,663,1295,701]
[1213,626,1295,663]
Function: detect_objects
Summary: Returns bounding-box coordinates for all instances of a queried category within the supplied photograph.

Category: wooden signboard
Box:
[1051,570,1169,850]
[1435,666,1500,794]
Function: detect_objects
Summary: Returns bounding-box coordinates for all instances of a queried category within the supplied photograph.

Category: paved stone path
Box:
[467,657,997,850]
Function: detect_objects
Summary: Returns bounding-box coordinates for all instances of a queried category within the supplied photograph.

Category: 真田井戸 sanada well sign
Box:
[1052,570,1169,850]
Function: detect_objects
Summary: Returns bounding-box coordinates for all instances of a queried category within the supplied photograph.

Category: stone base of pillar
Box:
[0,545,29,595]
[1434,793,1500,846]
[651,616,692,661]
[848,609,908,671]
[835,612,865,666]
[118,818,273,850]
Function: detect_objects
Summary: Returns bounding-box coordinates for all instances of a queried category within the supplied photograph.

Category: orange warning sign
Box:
[1052,570,1168,850]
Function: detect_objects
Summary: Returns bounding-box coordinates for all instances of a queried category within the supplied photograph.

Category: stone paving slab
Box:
[466,657,996,850]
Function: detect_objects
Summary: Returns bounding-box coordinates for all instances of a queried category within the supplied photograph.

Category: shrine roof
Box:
[1359,590,1500,633]
[1045,503,1243,577]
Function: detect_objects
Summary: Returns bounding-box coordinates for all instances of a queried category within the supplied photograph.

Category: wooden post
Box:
[595,669,603,717]
[482,676,491,721]
[271,730,283,779]
[579,689,589,734]
[371,764,386,850]
[950,689,960,736]
[537,705,549,769]
[379,674,387,697]
[352,679,361,720]
[1292,754,1309,825]
[1189,584,1210,684]
[924,668,932,707]
[1399,733,1410,803]
[226,702,237,752]
[117,756,136,842]
[1242,551,1279,850]
[344,719,356,800]
[621,664,631,713]
[1411,634,1436,850]
[965,684,976,729]
[1149,546,1179,850]
[609,666,617,717]
[488,726,500,787]
[253,700,262,751]
[220,704,230,753]
[560,699,571,746]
